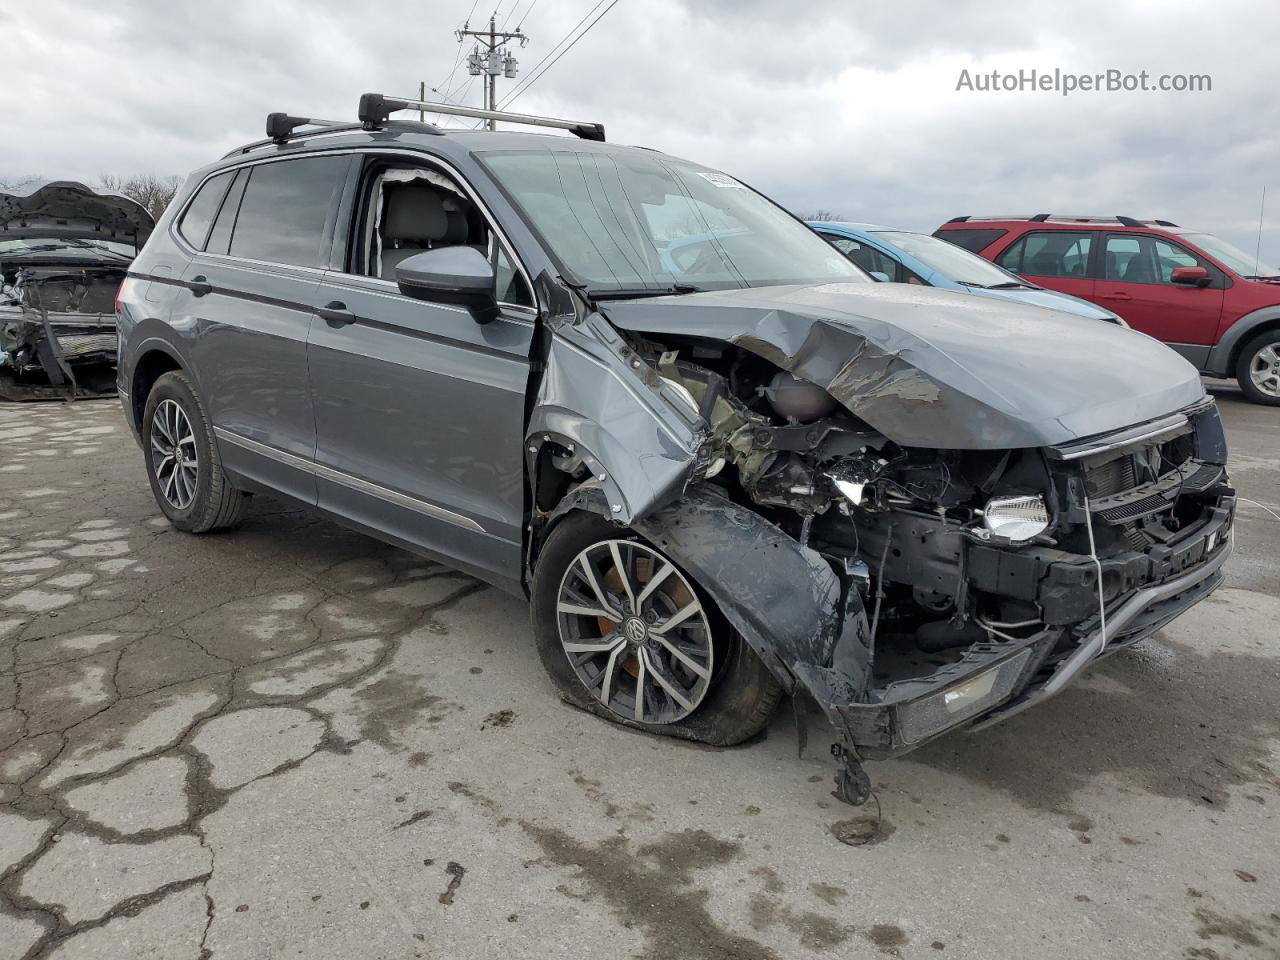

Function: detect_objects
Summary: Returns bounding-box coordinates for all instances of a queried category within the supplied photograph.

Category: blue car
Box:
[809,221,1126,325]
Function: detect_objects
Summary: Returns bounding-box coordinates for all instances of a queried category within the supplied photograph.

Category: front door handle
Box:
[1099,291,1132,301]
[316,300,356,327]
[186,276,213,297]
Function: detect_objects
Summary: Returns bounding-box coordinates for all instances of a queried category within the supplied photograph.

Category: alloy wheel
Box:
[555,538,714,724]
[150,398,199,510]
[1248,342,1280,398]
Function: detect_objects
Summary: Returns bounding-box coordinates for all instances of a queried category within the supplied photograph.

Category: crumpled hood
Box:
[600,281,1204,449]
[0,181,154,246]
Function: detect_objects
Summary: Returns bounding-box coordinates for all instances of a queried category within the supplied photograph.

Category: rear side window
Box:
[177,172,233,250]
[228,156,349,268]
[998,230,1094,278]
[933,228,1007,253]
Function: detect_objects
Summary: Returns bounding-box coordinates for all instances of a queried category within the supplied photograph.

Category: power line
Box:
[493,0,608,110]
[515,0,539,28]
[500,0,621,109]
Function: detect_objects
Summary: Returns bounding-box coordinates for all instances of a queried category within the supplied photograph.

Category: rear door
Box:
[1095,233,1225,344]
[307,152,536,591]
[171,153,353,504]
[994,229,1098,303]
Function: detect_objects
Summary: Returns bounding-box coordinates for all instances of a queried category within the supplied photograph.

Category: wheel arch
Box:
[129,341,187,434]
[1206,306,1280,376]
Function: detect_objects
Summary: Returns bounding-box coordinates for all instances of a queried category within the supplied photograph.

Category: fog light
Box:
[983,494,1049,542]
[943,669,999,711]
[895,648,1032,744]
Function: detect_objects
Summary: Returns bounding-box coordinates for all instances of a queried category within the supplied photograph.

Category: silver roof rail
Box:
[357,92,606,142]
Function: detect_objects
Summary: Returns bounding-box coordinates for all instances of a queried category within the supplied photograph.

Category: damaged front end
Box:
[527,281,1233,797]
[0,181,153,400]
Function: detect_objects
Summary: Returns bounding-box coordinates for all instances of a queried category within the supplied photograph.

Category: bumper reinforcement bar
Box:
[971,537,1233,730]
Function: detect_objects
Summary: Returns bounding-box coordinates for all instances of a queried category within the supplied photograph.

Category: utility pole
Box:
[457,15,528,130]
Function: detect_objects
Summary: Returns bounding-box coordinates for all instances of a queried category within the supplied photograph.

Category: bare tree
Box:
[99,174,183,221]
[0,174,41,192]
[798,208,843,222]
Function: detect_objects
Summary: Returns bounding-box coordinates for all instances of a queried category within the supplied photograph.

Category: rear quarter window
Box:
[932,228,1007,253]
[177,171,233,250]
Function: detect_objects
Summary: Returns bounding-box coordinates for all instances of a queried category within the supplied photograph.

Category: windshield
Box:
[481,150,865,293]
[874,231,1027,287]
[0,237,136,258]
[1179,232,1278,277]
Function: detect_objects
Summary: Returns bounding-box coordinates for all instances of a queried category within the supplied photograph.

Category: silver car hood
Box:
[600,281,1204,449]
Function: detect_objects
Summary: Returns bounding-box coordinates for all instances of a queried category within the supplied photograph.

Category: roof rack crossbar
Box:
[357,92,606,142]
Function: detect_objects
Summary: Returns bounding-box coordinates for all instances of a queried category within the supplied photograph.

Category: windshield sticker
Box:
[696,172,746,189]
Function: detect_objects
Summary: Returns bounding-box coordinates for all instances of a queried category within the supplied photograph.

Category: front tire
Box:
[1235,330,1280,406]
[530,513,782,746]
[142,371,248,532]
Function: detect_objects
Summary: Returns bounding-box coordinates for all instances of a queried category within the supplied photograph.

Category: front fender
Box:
[526,312,706,524]
[1206,304,1280,376]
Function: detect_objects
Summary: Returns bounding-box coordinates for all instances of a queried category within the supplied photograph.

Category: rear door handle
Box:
[186,276,213,297]
[1099,291,1132,301]
[316,300,356,327]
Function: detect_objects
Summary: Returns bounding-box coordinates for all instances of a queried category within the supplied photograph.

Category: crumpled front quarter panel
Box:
[528,312,704,523]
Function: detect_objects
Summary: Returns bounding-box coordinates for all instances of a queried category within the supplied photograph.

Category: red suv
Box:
[934,215,1280,405]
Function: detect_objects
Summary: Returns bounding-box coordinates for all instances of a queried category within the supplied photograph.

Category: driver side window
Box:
[356,161,533,308]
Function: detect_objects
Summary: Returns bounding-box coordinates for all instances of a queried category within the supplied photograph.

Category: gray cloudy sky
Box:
[5,0,1278,262]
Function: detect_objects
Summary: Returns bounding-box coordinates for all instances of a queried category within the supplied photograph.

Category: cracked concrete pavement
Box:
[1,384,1277,960]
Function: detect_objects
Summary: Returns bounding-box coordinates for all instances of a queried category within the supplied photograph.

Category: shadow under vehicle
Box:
[1,181,154,400]
[114,97,1235,802]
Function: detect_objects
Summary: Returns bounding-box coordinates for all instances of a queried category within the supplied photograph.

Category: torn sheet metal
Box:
[527,311,706,523]
[601,281,1206,449]
[633,484,873,701]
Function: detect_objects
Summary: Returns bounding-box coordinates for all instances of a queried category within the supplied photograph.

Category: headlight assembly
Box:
[982,494,1049,542]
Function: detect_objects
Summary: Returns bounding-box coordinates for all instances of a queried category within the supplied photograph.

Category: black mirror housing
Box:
[394,247,498,321]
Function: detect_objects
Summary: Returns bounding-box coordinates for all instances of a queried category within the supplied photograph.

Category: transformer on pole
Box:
[455,16,529,130]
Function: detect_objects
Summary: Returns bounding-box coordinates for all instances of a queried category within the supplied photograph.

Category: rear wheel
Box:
[143,371,249,532]
[531,513,782,746]
[1235,330,1280,406]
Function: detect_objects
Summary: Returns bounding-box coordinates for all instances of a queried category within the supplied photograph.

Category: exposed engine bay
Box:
[1,265,125,399]
[0,180,153,400]
[526,285,1235,802]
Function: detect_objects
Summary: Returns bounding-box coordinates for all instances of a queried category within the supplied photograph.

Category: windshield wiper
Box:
[585,283,704,301]
[984,281,1032,290]
[1244,274,1280,281]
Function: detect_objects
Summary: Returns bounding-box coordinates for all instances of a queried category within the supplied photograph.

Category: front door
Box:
[1094,233,1226,344]
[307,155,537,592]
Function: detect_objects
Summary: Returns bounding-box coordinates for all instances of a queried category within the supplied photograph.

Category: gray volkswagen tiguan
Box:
[116,94,1235,800]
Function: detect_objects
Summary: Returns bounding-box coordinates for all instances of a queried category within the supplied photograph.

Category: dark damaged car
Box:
[115,96,1235,800]
[1,181,154,399]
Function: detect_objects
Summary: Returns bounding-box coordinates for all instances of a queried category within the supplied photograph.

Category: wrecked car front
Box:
[516,227,1232,767]
[0,181,153,399]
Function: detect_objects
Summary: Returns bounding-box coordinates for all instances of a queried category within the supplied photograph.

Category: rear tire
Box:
[1235,330,1280,406]
[530,512,782,747]
[142,371,249,532]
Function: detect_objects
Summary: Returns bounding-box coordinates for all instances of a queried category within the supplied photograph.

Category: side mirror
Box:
[869,271,891,282]
[394,246,497,322]
[1171,265,1210,287]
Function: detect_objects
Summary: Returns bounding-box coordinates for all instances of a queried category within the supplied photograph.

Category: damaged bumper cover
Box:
[807,499,1233,759]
